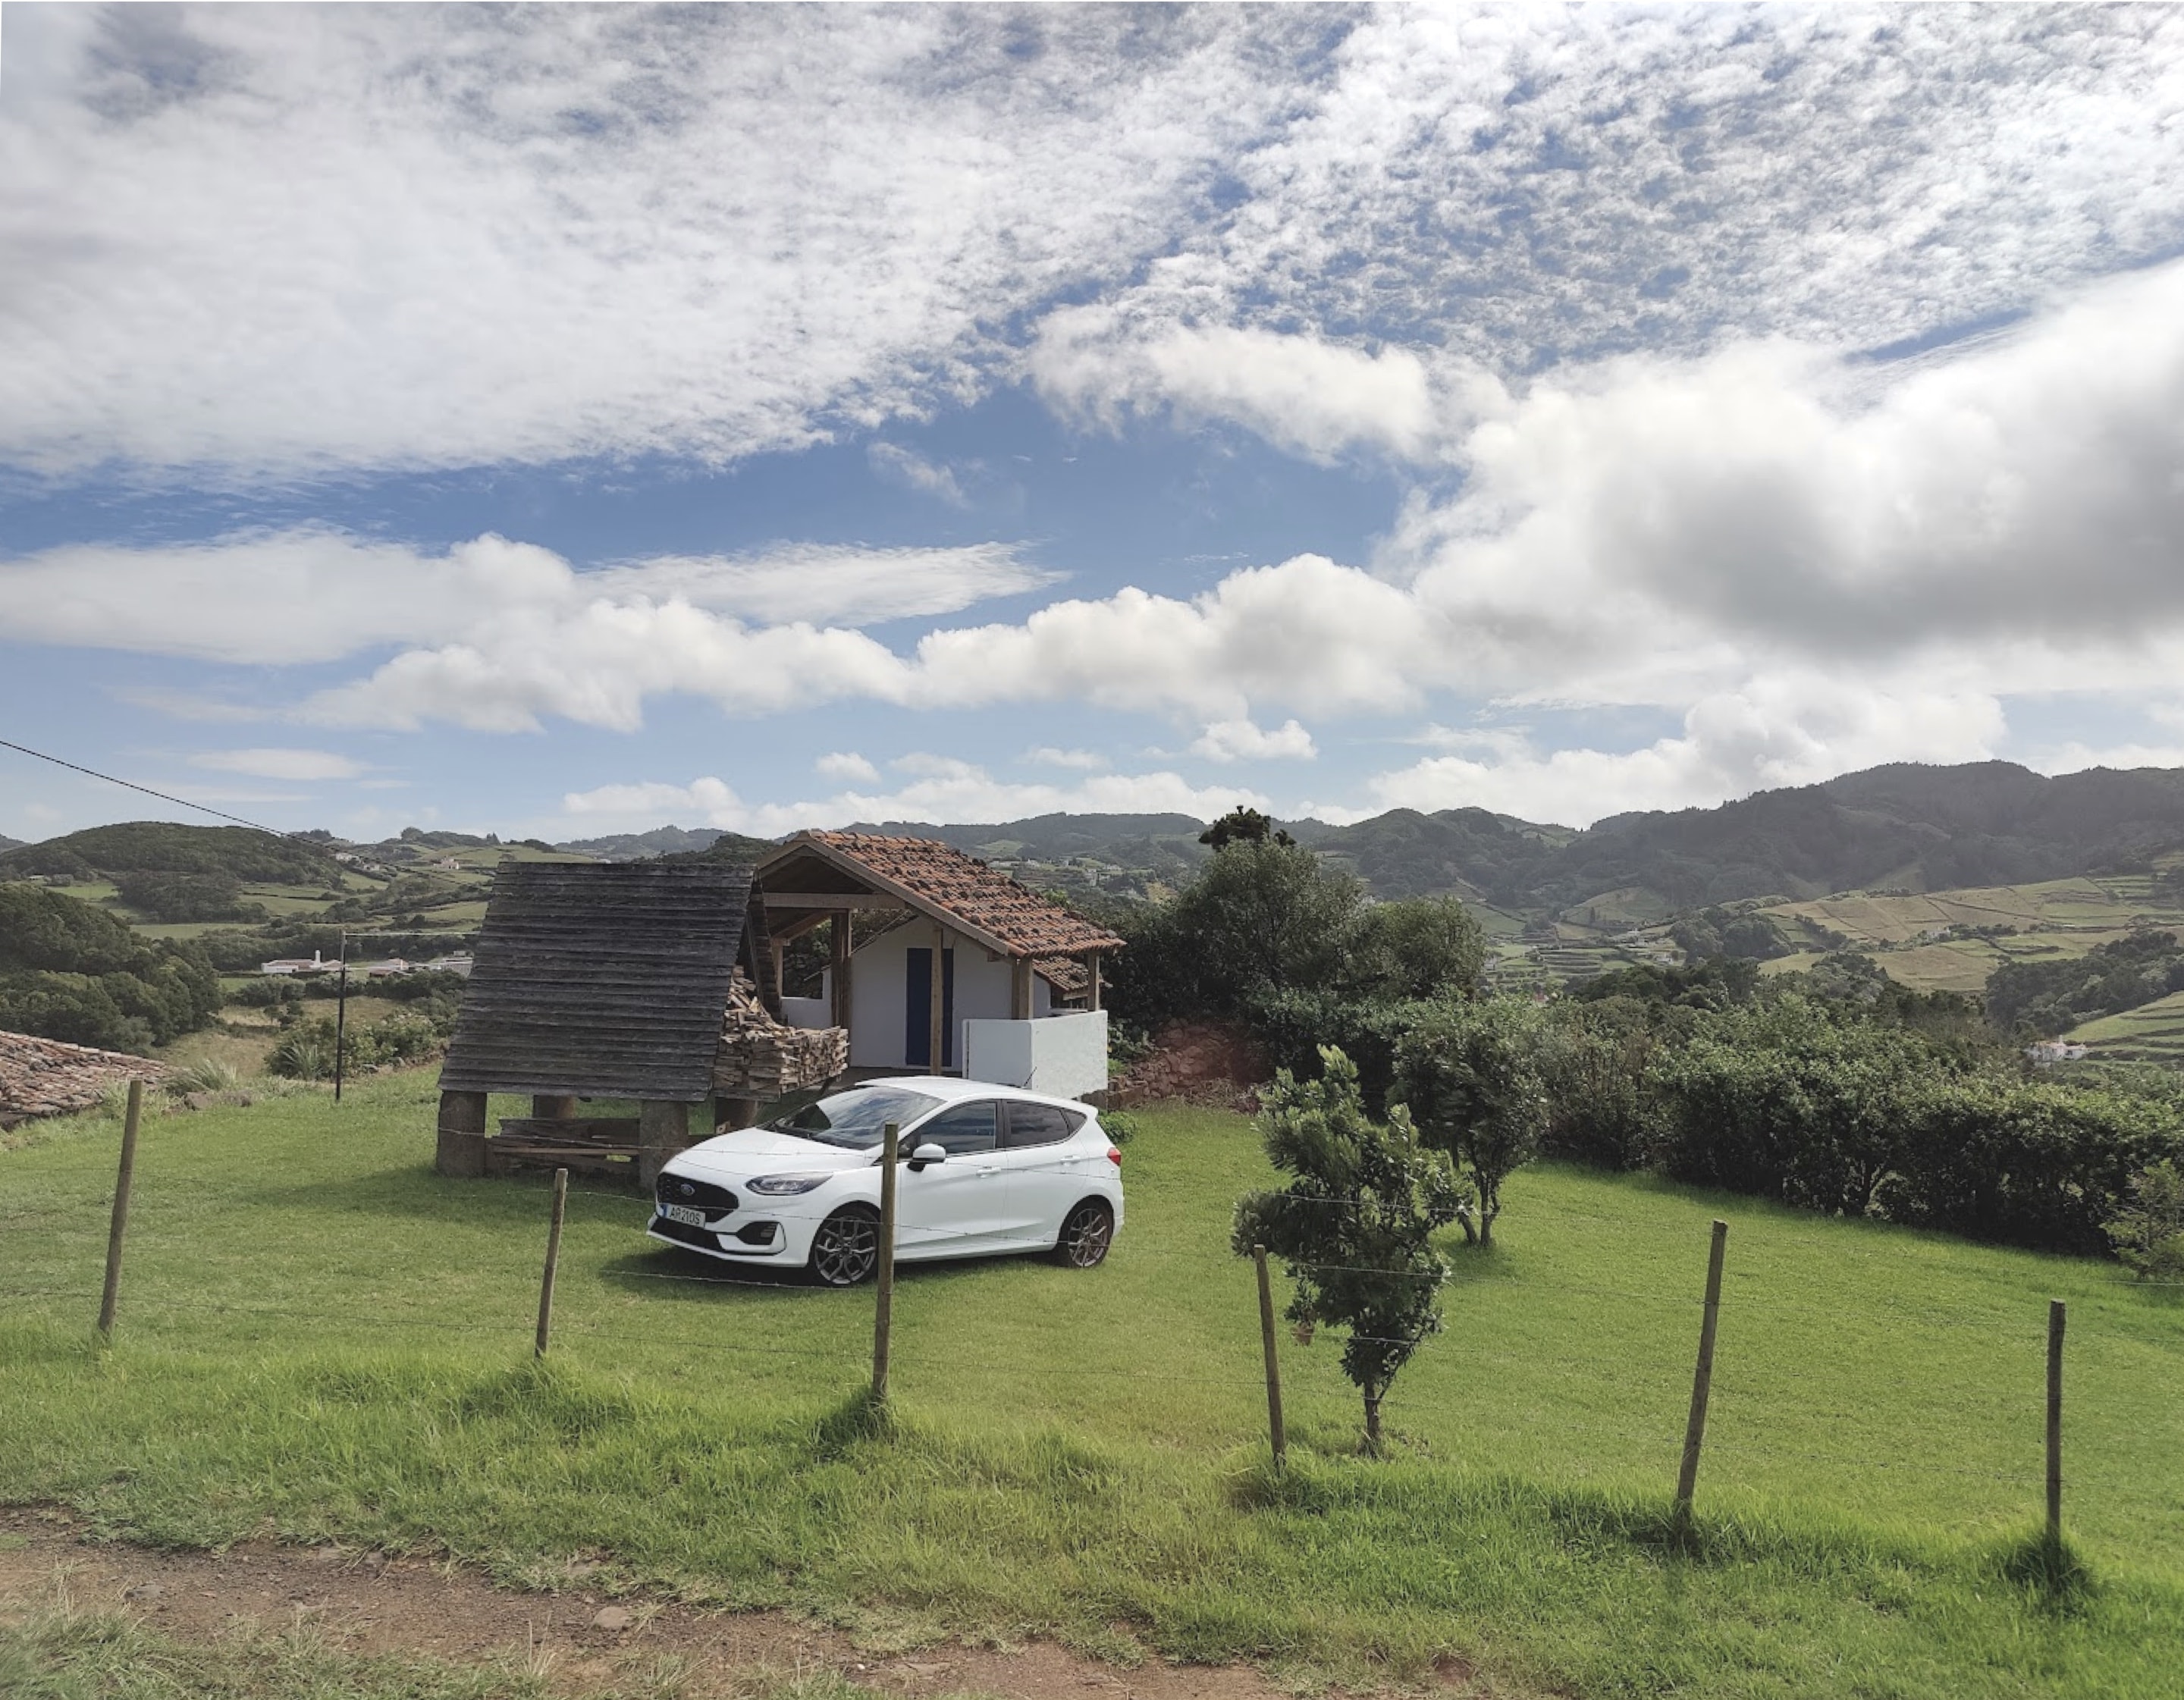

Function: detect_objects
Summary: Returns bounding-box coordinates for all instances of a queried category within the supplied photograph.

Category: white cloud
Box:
[1023,747,1109,771]
[0,6,1301,476]
[0,531,1055,667]
[1189,718,1317,764]
[561,766,1259,837]
[868,443,968,507]
[188,747,366,782]
[9,8,2181,481]
[1031,315,1449,463]
[1349,676,2008,829]
[815,751,880,784]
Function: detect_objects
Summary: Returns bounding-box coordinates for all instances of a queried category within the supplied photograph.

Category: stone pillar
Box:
[638,1099,691,1188]
[435,1090,488,1178]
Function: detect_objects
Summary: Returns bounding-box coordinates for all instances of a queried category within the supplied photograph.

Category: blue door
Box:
[904,946,956,1068]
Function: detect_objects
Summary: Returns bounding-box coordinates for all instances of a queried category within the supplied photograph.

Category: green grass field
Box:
[2067,990,2184,1065]
[4,1077,2182,1697]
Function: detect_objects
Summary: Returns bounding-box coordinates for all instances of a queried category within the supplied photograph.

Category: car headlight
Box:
[744,1173,832,1196]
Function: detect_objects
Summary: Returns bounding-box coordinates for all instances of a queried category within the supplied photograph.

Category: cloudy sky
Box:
[5,3,2184,843]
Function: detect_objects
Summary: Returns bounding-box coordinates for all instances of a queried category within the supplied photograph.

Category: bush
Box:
[1392,997,1548,1246]
[0,885,220,1051]
[113,870,266,923]
[2107,1159,2184,1279]
[1878,1078,2182,1257]
[1233,1047,1465,1451]
[267,1012,447,1080]
[1533,998,1671,1170]
[1647,997,1938,1219]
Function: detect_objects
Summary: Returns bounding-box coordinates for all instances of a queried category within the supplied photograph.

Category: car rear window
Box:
[1003,1102,1084,1148]
[769,1085,942,1150]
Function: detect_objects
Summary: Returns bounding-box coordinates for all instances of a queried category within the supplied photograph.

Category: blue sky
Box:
[5,4,2184,843]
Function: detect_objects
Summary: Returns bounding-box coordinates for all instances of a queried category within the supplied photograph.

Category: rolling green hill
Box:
[0,820,334,884]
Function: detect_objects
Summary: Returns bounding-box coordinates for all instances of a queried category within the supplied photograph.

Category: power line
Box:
[0,735,340,862]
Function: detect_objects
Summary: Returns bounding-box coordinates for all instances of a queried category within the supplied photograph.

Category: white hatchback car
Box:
[648,1077,1124,1285]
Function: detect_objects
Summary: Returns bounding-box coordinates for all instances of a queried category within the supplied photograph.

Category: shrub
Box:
[2107,1159,2184,1279]
[1879,1078,2183,1257]
[113,870,266,923]
[1391,997,1547,1246]
[1233,1048,1464,1451]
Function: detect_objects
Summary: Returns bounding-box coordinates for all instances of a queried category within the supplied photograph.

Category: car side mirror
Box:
[907,1142,947,1171]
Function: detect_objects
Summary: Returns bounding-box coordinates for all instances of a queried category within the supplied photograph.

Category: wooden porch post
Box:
[830,911,852,1030]
[930,921,946,1074]
[1010,955,1034,1021]
[1086,952,1102,1012]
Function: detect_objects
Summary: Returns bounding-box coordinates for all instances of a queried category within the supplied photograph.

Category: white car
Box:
[648,1077,1124,1285]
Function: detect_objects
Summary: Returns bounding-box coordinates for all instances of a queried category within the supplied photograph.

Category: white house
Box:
[753,831,1122,1102]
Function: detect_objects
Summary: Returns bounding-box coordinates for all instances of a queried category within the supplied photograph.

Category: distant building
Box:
[2026,1040,2089,1065]
[423,952,475,978]
[261,951,330,976]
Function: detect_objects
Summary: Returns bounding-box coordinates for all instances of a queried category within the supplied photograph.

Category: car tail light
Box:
[1106,1146,1122,1167]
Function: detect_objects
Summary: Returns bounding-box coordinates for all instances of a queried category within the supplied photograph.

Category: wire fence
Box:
[4,1178,2152,1520]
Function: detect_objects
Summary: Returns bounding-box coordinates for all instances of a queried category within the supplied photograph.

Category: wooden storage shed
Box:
[434,861,846,1183]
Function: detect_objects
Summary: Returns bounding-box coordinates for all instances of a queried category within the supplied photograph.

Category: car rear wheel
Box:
[1054,1199,1113,1269]
[809,1206,880,1287]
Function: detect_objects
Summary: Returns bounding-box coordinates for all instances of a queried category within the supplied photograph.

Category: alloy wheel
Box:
[811,1210,879,1286]
[1059,1202,1112,1269]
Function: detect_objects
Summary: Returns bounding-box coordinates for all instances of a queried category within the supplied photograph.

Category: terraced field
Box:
[2066,991,2184,1065]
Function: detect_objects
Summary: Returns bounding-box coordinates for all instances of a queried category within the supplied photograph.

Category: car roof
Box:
[858,1075,1097,1114]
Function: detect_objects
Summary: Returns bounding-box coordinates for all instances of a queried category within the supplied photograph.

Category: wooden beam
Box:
[930,920,946,1075]
[759,892,899,910]
[1010,956,1034,1021]
[1087,951,1102,1012]
[830,911,852,1029]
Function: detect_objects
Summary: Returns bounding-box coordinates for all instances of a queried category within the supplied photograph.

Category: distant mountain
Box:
[0,820,334,885]
[557,824,733,861]
[0,835,22,852]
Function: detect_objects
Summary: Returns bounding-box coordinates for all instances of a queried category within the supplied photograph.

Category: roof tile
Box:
[796,832,1122,957]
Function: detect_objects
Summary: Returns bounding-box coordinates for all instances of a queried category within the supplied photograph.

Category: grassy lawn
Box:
[4,1077,2182,1696]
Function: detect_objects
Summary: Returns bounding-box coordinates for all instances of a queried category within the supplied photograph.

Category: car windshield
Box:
[767,1085,943,1150]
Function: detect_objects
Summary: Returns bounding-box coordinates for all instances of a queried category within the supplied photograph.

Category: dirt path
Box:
[1,1506,1442,1699]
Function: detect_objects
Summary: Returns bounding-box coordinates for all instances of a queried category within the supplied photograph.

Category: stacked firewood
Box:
[713,971,848,1096]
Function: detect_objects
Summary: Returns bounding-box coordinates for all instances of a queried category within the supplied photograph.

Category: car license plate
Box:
[661,1203,708,1227]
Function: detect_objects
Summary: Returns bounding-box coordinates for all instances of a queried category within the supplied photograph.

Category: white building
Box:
[754,831,1122,1102]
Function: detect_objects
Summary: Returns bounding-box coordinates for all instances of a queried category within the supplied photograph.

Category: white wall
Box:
[963,1010,1109,1101]
[839,927,1025,1071]
[780,995,831,1030]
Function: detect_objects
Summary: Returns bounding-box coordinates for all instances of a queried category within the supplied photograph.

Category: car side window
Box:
[1002,1102,1084,1148]
[915,1101,1000,1154]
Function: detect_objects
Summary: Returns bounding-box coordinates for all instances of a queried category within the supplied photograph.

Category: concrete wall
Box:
[963,1010,1109,1101]
[830,927,1053,1071]
[780,995,831,1030]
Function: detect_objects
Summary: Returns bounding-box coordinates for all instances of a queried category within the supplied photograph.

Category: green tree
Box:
[1392,997,1548,1246]
[1345,896,1486,1002]
[2109,1159,2184,1279]
[1234,1048,1464,1451]
[1198,805,1295,850]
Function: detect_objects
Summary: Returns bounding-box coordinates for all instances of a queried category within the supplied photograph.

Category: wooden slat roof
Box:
[439,862,751,1100]
[755,831,1123,960]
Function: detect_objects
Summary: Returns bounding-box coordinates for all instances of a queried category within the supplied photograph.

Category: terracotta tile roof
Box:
[0,1030,167,1126]
[1031,955,1091,996]
[793,832,1123,958]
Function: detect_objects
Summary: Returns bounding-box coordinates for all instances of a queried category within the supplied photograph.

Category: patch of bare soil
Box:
[1109,1021,1269,1113]
[0,1507,1451,1700]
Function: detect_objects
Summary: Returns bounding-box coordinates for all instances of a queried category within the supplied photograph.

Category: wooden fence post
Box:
[96,1079,145,1338]
[2047,1298,2065,1545]
[1674,1218,1729,1525]
[1254,1245,1286,1470]
[872,1122,899,1404]
[534,1168,567,1358]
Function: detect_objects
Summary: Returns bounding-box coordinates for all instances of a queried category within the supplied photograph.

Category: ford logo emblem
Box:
[677,1182,694,1197]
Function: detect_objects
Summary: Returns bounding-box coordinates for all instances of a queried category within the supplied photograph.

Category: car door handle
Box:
[973,1165,1001,1178]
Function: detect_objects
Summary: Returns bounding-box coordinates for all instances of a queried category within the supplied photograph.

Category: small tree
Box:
[2110,1159,2184,1279]
[1233,1046,1465,1451]
[1392,998,1547,1246]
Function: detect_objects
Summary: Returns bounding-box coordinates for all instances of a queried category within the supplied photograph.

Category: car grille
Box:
[655,1173,737,1215]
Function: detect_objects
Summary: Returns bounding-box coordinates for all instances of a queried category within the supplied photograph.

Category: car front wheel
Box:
[809,1206,880,1287]
[1054,1199,1113,1269]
